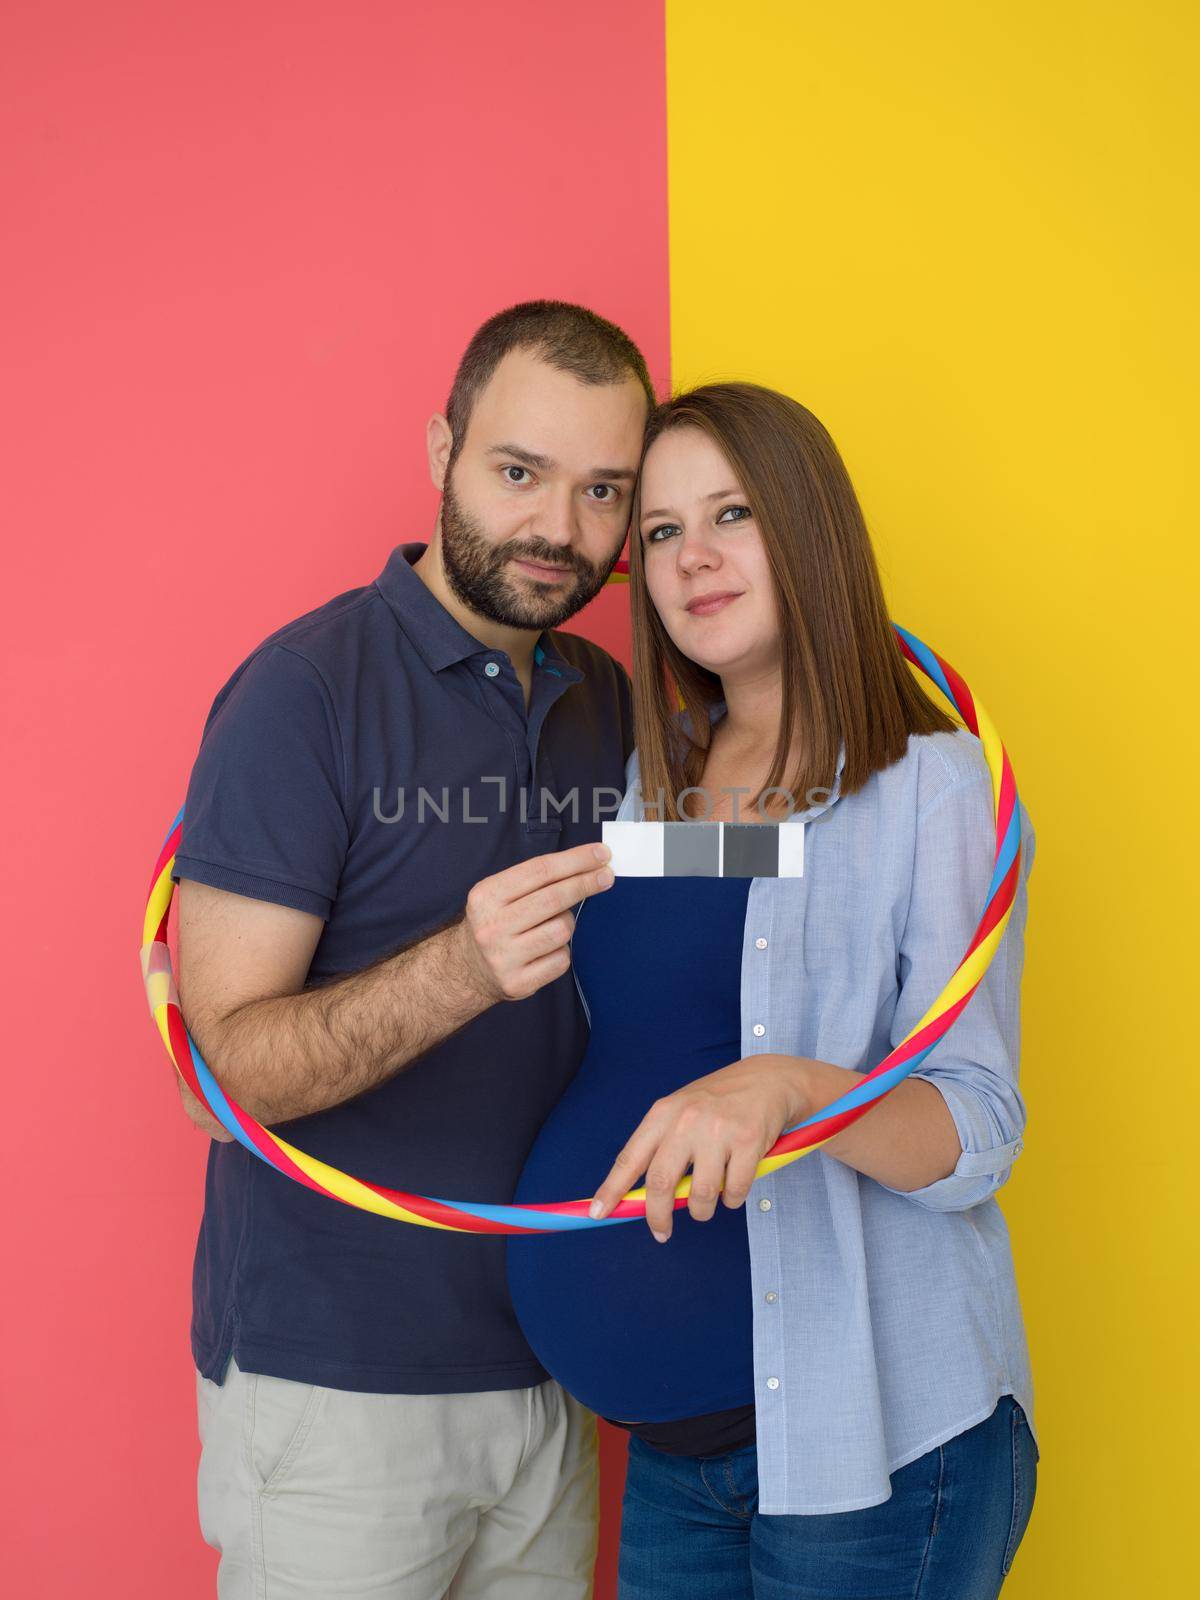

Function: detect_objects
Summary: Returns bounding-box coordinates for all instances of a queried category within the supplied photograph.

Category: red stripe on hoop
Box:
[935,652,978,734]
[148,823,182,896]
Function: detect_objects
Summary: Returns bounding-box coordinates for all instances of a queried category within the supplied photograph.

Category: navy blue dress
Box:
[506,875,757,1446]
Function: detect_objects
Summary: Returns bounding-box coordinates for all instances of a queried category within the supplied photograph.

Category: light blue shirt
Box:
[610,714,1036,1514]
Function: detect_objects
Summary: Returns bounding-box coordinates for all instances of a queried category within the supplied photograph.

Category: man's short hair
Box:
[445,299,655,466]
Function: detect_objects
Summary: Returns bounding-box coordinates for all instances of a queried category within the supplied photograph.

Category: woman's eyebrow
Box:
[640,487,742,520]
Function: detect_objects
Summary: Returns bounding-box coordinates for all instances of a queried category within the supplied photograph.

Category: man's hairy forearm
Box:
[190,917,489,1126]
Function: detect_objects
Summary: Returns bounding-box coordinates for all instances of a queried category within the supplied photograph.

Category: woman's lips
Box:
[685,591,742,617]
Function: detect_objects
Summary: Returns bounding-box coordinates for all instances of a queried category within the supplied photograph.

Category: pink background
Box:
[0,4,668,1593]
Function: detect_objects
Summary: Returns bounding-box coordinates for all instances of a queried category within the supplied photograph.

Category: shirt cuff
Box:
[879,1073,1025,1212]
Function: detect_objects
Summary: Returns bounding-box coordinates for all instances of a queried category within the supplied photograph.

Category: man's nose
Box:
[529,481,580,547]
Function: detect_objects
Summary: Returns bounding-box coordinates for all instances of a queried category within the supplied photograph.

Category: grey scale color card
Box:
[602,820,806,878]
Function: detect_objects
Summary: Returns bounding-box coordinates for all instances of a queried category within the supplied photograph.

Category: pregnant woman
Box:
[506,383,1039,1600]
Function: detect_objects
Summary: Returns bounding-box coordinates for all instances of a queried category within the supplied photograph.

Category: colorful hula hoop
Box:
[141,613,1022,1235]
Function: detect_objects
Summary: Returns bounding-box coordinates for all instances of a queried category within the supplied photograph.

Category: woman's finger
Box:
[686,1144,730,1225]
[721,1136,764,1211]
[643,1137,692,1240]
[587,1110,669,1220]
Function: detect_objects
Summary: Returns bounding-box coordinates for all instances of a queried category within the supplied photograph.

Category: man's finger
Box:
[507,865,614,935]
[490,842,611,908]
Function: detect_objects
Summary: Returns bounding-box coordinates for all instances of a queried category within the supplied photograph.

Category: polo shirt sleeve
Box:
[171,643,350,920]
[878,772,1035,1213]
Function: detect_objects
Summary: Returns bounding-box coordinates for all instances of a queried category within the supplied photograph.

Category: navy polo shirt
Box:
[173,541,634,1393]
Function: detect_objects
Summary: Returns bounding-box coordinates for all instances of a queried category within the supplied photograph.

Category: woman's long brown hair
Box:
[628,383,957,820]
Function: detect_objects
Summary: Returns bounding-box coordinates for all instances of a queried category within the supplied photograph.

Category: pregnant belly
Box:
[505,1055,756,1423]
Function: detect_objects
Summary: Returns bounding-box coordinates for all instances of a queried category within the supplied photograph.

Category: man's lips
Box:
[685,590,743,616]
[511,555,575,582]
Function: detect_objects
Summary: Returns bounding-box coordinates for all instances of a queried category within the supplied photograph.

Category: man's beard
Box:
[439,474,621,630]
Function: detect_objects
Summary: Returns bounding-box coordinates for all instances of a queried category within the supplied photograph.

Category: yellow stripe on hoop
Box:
[269,1134,466,1231]
[974,701,1007,806]
[143,859,176,946]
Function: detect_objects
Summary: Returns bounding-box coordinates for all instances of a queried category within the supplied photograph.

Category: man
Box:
[173,300,652,1597]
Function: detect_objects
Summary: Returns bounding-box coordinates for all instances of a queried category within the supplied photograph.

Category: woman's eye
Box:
[643,506,748,543]
[503,465,532,485]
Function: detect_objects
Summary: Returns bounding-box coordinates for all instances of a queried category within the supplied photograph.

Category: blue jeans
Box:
[617,1395,1038,1600]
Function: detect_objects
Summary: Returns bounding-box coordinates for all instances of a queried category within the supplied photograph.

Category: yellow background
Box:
[666,2,1197,1590]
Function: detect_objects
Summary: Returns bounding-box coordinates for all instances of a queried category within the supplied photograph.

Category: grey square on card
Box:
[663,822,721,876]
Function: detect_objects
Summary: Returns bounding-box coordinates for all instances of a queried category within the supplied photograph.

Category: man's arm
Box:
[176,880,488,1129]
[175,840,614,1131]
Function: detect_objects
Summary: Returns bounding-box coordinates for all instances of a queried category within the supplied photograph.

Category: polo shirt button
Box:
[755,937,768,950]
[752,1023,765,1037]
[758,1198,772,1212]
[766,1377,780,1390]
[764,1291,778,1303]
[484,661,500,678]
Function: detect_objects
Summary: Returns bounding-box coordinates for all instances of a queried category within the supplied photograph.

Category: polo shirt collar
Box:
[531,633,583,683]
[373,541,581,683]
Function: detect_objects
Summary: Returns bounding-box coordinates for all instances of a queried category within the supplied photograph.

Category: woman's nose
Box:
[676,530,719,574]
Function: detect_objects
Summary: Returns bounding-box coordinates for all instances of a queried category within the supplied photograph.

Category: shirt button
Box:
[758,1198,772,1212]
[764,1291,778,1303]
[755,937,768,950]
[484,661,500,678]
[766,1377,780,1390]
[752,1023,766,1038]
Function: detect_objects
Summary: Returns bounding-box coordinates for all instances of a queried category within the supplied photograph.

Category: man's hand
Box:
[169,843,614,1132]
[177,1074,234,1142]
[451,841,614,1006]
[586,1054,819,1241]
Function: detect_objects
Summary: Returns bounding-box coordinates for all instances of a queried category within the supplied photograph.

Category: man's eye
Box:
[717,504,751,523]
[587,484,622,504]
[503,465,532,484]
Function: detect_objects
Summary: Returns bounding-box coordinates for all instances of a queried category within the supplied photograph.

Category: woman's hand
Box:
[586,1054,819,1242]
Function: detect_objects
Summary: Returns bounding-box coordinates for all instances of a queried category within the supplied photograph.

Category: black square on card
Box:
[721,824,780,878]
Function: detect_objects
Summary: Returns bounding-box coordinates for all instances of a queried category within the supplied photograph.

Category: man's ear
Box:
[427,412,453,491]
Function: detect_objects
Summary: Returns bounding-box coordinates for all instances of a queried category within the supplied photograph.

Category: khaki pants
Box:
[196,1356,599,1598]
